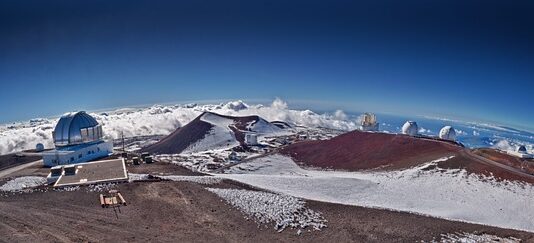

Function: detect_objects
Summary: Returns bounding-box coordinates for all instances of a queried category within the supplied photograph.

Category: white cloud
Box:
[333,110,348,120]
[418,127,432,134]
[492,140,514,151]
[0,98,358,155]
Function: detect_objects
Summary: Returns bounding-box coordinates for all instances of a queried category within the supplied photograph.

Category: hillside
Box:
[278,130,534,183]
[279,130,462,171]
[142,112,285,154]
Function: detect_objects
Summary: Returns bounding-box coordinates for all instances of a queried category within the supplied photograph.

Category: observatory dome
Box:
[439,126,457,141]
[517,145,528,154]
[35,143,45,152]
[52,111,103,147]
[360,113,377,126]
[358,113,379,131]
[402,121,418,136]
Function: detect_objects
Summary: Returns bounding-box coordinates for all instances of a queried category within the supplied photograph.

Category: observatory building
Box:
[245,133,258,145]
[402,121,419,136]
[42,111,113,167]
[439,126,457,141]
[358,113,379,131]
[507,145,533,159]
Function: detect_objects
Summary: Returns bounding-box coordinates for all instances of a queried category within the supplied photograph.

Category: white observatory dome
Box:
[35,143,45,152]
[517,145,528,154]
[402,121,418,136]
[439,126,457,141]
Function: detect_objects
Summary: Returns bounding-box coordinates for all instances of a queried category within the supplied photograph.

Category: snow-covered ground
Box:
[207,188,326,232]
[0,176,47,192]
[216,155,534,233]
[438,232,520,243]
[183,113,240,153]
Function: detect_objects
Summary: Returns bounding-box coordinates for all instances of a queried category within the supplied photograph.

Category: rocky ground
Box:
[0,162,532,242]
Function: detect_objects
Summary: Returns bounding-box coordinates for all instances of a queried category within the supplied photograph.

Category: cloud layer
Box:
[0,99,358,155]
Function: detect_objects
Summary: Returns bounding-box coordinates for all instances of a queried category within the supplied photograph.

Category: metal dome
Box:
[35,143,45,152]
[52,111,103,147]
[439,126,457,141]
[517,145,527,154]
[360,113,376,126]
[402,121,418,136]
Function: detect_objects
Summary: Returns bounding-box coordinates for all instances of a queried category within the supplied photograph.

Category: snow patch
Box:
[0,176,47,192]
[207,188,326,232]
[438,232,520,243]
[159,175,222,185]
[217,155,534,233]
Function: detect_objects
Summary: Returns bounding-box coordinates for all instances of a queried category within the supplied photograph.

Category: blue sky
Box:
[1,0,533,131]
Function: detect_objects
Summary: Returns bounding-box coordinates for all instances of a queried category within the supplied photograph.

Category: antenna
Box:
[121,131,125,152]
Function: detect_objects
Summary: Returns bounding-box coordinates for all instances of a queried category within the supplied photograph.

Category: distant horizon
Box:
[2,98,533,134]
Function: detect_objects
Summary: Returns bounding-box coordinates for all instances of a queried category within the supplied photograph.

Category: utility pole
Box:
[121,131,125,152]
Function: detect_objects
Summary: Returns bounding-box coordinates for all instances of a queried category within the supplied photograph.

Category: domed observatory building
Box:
[358,113,379,131]
[42,111,113,167]
[439,126,457,141]
[402,121,419,136]
[508,145,533,159]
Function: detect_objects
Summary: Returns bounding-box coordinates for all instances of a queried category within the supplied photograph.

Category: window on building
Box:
[81,128,88,141]
[88,127,94,140]
[78,154,82,158]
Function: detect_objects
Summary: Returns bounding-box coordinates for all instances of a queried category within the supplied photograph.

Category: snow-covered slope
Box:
[218,154,534,233]
[143,111,290,154]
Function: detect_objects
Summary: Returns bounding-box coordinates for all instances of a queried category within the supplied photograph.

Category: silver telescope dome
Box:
[52,111,103,147]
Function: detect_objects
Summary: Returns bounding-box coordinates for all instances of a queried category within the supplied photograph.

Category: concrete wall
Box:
[43,141,113,167]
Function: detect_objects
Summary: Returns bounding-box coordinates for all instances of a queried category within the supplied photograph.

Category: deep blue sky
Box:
[1,0,533,131]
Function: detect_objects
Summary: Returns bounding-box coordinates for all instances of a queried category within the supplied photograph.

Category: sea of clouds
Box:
[0,98,359,155]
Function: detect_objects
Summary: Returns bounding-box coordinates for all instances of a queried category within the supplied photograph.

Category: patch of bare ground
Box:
[280,130,461,171]
[126,161,206,176]
[0,152,41,171]
[473,148,534,174]
[438,153,534,184]
[0,179,532,242]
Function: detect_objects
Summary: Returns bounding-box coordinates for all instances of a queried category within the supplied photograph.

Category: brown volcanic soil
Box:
[280,130,462,171]
[472,148,534,174]
[141,114,214,154]
[0,162,532,242]
[438,151,534,184]
[0,152,41,171]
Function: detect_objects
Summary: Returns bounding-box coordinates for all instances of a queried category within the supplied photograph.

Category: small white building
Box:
[507,145,533,159]
[42,111,113,167]
[402,121,419,136]
[439,126,457,141]
[358,113,379,131]
[245,133,258,145]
